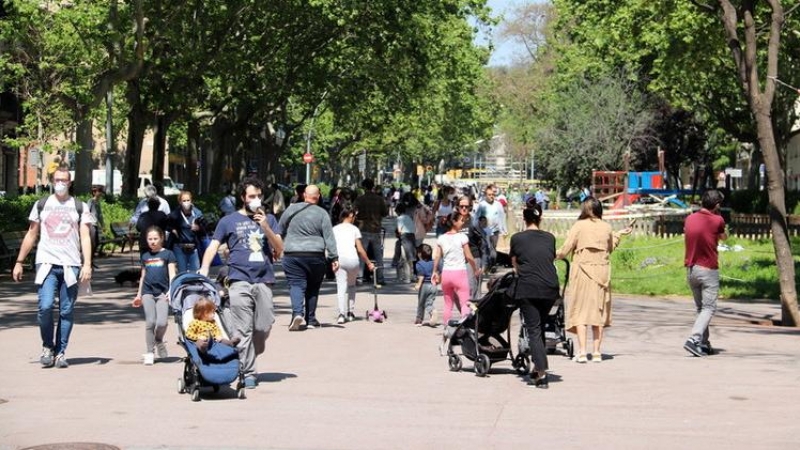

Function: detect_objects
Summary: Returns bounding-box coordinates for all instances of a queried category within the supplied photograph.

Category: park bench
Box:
[107,222,138,253]
[0,230,32,272]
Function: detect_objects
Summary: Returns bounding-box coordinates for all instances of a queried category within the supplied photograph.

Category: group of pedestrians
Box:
[11,166,729,392]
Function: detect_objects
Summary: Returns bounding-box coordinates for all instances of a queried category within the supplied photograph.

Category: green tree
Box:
[533,72,655,190]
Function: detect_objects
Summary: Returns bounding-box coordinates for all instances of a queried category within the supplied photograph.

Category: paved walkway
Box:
[1,241,798,449]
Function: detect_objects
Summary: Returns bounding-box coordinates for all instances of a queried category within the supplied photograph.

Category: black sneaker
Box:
[531,372,549,389]
[700,342,715,355]
[346,312,356,322]
[683,339,705,357]
[307,319,321,329]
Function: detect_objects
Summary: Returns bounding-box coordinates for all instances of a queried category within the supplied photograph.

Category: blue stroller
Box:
[169,273,246,401]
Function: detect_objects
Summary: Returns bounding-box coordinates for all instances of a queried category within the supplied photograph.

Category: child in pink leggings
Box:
[432,211,481,324]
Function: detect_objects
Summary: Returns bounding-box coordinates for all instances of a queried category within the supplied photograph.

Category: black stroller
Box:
[443,271,521,377]
[514,260,573,375]
[169,272,246,401]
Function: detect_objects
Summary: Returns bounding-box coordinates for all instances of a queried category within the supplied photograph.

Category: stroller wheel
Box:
[566,339,575,358]
[514,355,530,375]
[190,388,201,402]
[177,378,185,394]
[474,354,491,377]
[448,355,462,372]
[237,388,247,400]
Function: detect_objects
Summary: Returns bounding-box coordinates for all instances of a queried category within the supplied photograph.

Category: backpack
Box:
[37,196,96,251]
[37,195,84,218]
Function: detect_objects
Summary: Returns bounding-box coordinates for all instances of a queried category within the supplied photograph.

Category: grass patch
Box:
[555,236,800,302]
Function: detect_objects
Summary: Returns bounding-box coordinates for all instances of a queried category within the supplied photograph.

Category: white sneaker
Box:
[156,342,168,359]
[429,310,438,327]
[337,314,346,325]
[143,353,155,365]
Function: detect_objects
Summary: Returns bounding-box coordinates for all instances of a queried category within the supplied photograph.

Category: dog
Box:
[114,269,140,286]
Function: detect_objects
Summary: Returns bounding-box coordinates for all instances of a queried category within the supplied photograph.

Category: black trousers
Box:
[519,297,557,372]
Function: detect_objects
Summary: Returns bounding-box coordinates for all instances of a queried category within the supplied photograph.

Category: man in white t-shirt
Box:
[474,185,506,251]
[13,166,96,369]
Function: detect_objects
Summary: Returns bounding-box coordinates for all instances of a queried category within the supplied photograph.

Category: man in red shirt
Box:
[683,190,727,357]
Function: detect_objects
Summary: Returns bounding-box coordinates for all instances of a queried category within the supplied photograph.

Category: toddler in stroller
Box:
[170,272,247,401]
[443,272,523,377]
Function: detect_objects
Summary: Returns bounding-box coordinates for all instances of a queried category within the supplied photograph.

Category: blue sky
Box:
[484,0,533,66]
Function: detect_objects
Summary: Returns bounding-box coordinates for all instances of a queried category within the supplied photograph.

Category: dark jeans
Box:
[283,255,327,322]
[519,297,557,372]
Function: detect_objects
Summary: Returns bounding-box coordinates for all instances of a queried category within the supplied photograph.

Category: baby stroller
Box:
[514,260,573,375]
[169,272,246,401]
[443,271,520,377]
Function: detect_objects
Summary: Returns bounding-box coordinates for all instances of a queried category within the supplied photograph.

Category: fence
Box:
[511,209,800,239]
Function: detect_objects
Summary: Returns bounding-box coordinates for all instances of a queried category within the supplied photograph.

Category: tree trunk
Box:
[755,111,799,325]
[186,120,200,193]
[124,81,147,197]
[713,0,798,326]
[73,116,94,195]
[152,114,168,186]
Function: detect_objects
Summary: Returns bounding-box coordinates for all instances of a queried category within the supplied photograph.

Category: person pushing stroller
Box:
[509,199,560,388]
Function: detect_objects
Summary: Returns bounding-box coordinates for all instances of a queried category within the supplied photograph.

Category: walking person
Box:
[510,200,560,388]
[556,197,631,363]
[132,226,176,365]
[87,185,105,256]
[199,176,284,389]
[280,185,339,331]
[354,178,387,285]
[414,244,438,326]
[12,165,95,369]
[332,208,375,324]
[433,185,455,236]
[474,184,507,252]
[394,203,416,283]
[168,190,205,273]
[683,190,727,357]
[432,212,481,325]
[136,196,169,255]
[455,195,486,299]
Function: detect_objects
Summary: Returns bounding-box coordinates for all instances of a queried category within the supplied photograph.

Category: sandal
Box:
[592,352,602,362]
[573,354,587,363]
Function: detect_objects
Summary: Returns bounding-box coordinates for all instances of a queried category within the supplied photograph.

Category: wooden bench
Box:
[110,222,139,253]
[0,230,31,272]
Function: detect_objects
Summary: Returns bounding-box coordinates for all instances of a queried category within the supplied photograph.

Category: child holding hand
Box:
[133,226,176,365]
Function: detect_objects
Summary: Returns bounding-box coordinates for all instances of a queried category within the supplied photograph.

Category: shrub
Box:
[729,189,799,214]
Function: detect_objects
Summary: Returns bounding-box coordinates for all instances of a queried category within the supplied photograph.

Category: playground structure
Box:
[592,170,690,210]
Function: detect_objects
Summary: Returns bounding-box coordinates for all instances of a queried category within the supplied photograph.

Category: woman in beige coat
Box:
[556,197,631,363]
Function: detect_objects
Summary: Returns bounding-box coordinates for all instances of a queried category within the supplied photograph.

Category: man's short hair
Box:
[361,178,375,190]
[144,185,158,199]
[701,190,724,210]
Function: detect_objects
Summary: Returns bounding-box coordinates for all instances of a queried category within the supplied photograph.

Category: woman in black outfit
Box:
[509,199,560,388]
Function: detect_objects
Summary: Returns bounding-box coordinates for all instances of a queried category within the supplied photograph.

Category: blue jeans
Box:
[37,265,80,355]
[687,266,719,344]
[360,232,385,283]
[283,255,327,322]
[174,246,200,274]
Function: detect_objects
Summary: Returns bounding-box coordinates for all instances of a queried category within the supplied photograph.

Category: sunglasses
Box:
[458,205,470,209]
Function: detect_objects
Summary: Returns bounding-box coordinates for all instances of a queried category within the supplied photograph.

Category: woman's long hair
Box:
[578,197,603,220]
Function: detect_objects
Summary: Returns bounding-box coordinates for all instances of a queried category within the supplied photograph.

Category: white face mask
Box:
[247,199,262,212]
[181,201,192,210]
[54,182,68,195]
